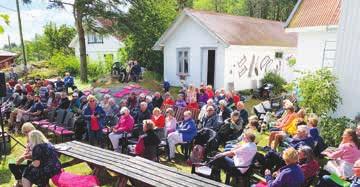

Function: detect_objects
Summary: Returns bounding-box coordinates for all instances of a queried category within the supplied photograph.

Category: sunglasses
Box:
[89,100,96,103]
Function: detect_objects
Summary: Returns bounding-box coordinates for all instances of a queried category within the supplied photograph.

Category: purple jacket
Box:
[175,99,187,108]
[198,93,208,104]
[265,164,305,187]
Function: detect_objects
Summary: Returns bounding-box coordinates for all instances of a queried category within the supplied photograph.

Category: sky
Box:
[0,0,74,48]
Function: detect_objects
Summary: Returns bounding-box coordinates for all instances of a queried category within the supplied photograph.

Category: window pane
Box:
[184,59,188,73]
[178,51,183,73]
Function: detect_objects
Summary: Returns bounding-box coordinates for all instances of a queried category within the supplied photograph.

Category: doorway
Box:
[207,50,216,87]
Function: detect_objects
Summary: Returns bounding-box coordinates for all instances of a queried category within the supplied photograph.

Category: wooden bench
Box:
[55,141,228,187]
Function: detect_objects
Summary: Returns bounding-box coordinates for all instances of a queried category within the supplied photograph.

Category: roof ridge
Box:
[185,8,284,24]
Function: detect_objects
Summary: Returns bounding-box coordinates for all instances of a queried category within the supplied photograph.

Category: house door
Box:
[207,50,216,87]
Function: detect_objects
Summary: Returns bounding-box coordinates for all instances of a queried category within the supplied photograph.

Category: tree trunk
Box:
[75,7,88,83]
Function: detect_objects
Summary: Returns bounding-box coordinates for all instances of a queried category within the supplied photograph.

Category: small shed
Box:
[153,9,297,90]
[0,50,17,69]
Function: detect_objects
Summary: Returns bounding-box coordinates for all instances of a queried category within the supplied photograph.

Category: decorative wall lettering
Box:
[231,54,283,79]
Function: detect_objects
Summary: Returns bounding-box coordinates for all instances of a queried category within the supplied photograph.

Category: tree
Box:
[109,0,178,74]
[193,0,297,21]
[288,68,342,116]
[43,22,76,57]
[0,14,10,34]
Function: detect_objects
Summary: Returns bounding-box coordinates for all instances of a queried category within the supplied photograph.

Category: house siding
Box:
[163,16,225,89]
[334,0,360,118]
[224,45,296,90]
[73,35,124,62]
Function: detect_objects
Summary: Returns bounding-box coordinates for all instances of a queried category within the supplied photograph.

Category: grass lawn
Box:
[0,72,264,186]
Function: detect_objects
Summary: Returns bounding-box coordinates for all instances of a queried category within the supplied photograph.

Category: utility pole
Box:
[15,0,27,72]
[7,35,11,50]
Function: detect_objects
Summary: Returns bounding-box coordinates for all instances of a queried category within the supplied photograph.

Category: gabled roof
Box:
[285,0,341,29]
[153,9,297,50]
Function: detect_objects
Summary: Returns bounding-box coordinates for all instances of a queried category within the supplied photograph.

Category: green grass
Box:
[1,70,264,186]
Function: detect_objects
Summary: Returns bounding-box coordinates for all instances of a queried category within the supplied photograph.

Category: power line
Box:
[0,4,17,12]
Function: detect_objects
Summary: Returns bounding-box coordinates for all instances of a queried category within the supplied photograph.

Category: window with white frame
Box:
[177,48,189,74]
[87,33,103,44]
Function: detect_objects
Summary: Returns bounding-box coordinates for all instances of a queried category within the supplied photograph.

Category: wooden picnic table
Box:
[55,141,228,187]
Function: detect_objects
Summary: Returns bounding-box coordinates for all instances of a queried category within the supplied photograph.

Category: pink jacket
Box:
[328,143,360,164]
[114,114,134,133]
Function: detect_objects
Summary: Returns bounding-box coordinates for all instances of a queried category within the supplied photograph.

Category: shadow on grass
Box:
[0,159,12,185]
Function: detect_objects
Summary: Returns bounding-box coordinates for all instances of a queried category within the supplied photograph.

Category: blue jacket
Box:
[177,118,197,142]
[289,136,315,149]
[83,105,106,129]
[64,76,74,86]
[266,164,305,187]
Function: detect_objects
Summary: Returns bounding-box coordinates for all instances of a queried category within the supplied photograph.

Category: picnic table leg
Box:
[115,174,129,187]
[88,164,113,185]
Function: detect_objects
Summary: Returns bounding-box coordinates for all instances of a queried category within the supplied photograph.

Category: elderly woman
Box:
[298,146,320,181]
[145,96,154,113]
[134,120,161,161]
[22,130,61,187]
[167,111,197,160]
[322,129,360,178]
[9,123,36,187]
[265,147,305,187]
[100,94,111,112]
[266,105,298,150]
[198,88,209,107]
[109,107,134,152]
[218,99,232,123]
[151,107,165,138]
[235,101,249,125]
[83,95,106,147]
[186,97,199,110]
[162,92,175,106]
[286,125,314,149]
[175,94,187,108]
[165,108,177,136]
[186,84,197,103]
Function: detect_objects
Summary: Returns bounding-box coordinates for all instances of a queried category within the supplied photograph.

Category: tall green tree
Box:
[110,0,178,74]
[193,0,296,21]
[43,22,76,57]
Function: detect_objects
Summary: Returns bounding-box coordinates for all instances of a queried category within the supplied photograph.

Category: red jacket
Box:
[163,98,175,106]
[233,95,240,105]
[206,89,214,99]
[151,115,165,128]
[187,102,199,110]
[300,159,320,180]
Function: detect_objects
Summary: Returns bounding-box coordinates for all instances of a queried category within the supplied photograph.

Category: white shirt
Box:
[233,142,257,173]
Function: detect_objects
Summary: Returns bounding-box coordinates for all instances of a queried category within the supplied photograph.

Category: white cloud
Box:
[0,5,74,48]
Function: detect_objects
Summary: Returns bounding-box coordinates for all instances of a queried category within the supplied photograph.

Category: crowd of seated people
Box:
[5,71,360,187]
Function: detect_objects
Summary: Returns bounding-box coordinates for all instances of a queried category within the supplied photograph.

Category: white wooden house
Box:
[153,9,297,90]
[69,19,124,62]
[285,0,341,80]
[334,0,360,118]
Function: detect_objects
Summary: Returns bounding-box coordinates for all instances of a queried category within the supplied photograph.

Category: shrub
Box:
[49,52,80,76]
[87,61,106,81]
[319,115,355,147]
[27,68,58,79]
[289,68,342,116]
[261,72,287,95]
